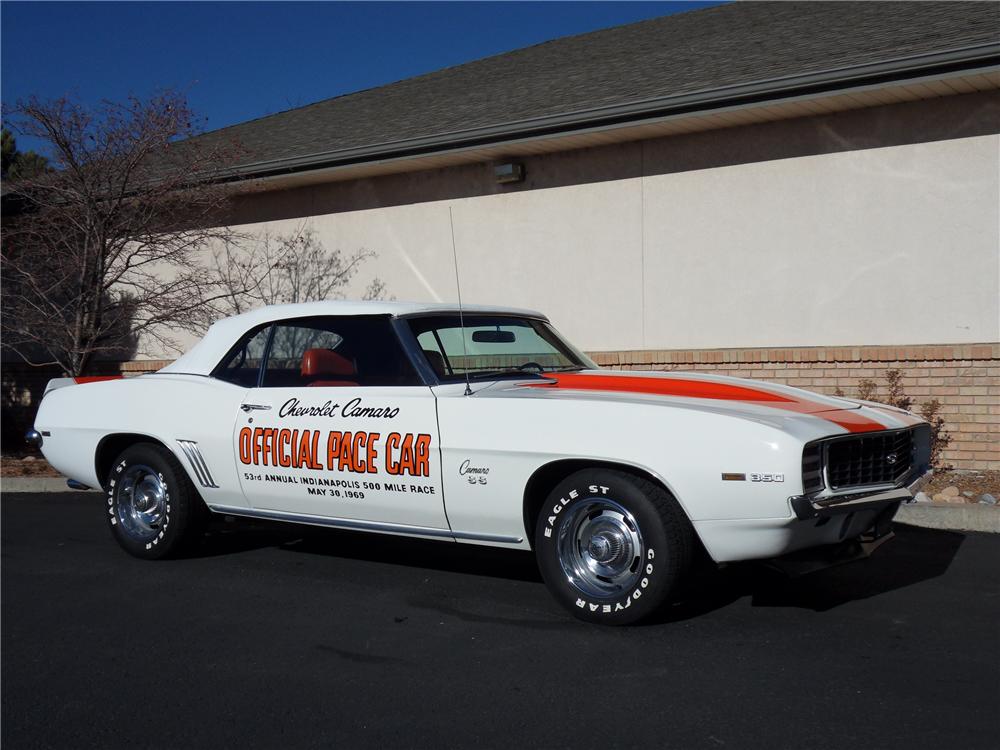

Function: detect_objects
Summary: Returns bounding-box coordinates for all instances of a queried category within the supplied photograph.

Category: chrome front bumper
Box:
[790,469,932,520]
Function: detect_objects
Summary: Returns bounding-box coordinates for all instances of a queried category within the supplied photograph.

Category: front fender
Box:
[436,395,808,545]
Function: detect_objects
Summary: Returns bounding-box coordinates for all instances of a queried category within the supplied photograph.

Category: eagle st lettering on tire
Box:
[534,468,693,625]
[105,443,207,560]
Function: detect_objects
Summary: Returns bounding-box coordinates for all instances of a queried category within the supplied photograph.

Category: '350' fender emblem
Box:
[750,473,784,482]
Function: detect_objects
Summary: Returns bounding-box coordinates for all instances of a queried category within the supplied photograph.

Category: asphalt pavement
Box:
[3,492,998,750]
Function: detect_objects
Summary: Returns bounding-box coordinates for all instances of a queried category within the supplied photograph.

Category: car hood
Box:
[481,369,917,436]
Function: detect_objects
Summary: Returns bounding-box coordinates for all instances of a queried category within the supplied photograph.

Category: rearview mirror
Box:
[472,329,515,344]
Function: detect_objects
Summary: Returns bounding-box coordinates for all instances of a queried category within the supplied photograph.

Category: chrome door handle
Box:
[240,403,272,413]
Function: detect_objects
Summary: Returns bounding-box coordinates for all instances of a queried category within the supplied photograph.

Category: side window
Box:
[213,326,271,387]
[261,316,420,388]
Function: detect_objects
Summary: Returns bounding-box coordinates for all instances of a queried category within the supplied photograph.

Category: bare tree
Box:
[207,225,390,365]
[209,223,389,317]
[1,92,254,376]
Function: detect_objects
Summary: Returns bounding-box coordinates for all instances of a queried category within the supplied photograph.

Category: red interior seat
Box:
[301,348,358,387]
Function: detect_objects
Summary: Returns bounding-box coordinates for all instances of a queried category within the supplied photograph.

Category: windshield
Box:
[406,314,596,382]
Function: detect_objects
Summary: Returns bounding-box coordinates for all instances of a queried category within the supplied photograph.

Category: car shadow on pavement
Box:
[192,518,965,621]
[653,523,966,625]
[194,518,544,583]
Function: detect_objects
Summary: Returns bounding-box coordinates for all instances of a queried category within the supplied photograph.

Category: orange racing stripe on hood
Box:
[527,373,886,434]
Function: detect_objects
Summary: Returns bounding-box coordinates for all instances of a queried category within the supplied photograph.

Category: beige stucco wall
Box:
[639,133,1000,350]
[157,132,998,358]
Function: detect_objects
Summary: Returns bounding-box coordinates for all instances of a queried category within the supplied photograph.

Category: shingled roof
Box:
[198,1,1000,178]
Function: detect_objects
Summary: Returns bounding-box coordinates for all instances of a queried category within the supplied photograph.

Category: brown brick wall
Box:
[120,360,173,373]
[7,344,997,470]
[589,343,1000,471]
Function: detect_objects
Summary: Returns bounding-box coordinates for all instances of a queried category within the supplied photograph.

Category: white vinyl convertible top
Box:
[159,300,547,376]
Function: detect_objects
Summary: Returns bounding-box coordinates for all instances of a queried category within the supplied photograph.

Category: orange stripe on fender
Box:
[772,400,888,433]
[73,376,123,384]
[528,373,886,434]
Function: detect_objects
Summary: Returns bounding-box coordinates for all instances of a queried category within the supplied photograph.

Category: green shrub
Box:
[835,369,951,471]
[918,399,952,471]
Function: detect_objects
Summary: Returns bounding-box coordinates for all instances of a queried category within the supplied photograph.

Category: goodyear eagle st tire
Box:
[105,443,206,559]
[535,468,693,624]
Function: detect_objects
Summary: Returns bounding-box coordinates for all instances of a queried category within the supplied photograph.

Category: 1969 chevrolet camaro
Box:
[29,301,932,623]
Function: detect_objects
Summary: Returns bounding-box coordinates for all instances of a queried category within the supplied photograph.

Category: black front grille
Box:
[801,443,824,495]
[826,429,914,490]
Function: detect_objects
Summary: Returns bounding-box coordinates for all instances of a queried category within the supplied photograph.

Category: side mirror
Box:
[472,329,515,344]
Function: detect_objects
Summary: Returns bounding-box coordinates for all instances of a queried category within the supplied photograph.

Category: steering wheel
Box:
[517,361,545,373]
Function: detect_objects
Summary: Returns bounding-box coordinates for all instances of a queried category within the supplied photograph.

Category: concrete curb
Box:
[3,477,997,533]
[1,477,98,493]
[896,502,999,533]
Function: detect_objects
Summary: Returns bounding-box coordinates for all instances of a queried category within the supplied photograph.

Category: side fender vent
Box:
[177,440,219,488]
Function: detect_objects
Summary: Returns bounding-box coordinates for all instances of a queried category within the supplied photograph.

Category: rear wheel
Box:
[105,443,206,559]
[534,468,693,624]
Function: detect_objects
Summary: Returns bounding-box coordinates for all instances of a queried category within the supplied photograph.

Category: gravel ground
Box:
[0,454,60,478]
[925,469,999,502]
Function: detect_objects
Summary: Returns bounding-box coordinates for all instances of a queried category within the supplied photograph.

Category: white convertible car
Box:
[29,301,932,623]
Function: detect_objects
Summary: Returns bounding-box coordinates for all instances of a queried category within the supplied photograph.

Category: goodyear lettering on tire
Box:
[543,482,657,617]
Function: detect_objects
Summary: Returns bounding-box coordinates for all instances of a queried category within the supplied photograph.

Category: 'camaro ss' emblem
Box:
[886,452,898,465]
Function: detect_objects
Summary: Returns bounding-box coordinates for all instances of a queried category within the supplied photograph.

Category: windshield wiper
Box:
[466,369,555,381]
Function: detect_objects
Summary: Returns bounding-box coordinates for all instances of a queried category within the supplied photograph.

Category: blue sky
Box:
[2,1,721,154]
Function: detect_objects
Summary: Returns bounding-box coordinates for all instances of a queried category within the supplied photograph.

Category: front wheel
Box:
[534,469,693,624]
[105,443,206,559]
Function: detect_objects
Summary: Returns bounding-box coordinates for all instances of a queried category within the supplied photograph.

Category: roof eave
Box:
[222,41,1000,183]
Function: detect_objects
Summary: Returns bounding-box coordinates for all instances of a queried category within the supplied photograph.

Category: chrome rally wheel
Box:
[115,464,168,541]
[106,443,206,559]
[535,468,693,625]
[556,499,644,599]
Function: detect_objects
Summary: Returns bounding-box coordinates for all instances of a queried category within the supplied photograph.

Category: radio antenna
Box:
[449,206,473,396]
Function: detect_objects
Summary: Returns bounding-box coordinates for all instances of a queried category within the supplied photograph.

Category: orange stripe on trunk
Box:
[528,373,886,434]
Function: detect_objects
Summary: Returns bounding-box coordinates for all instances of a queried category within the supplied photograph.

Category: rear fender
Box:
[44,376,123,397]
